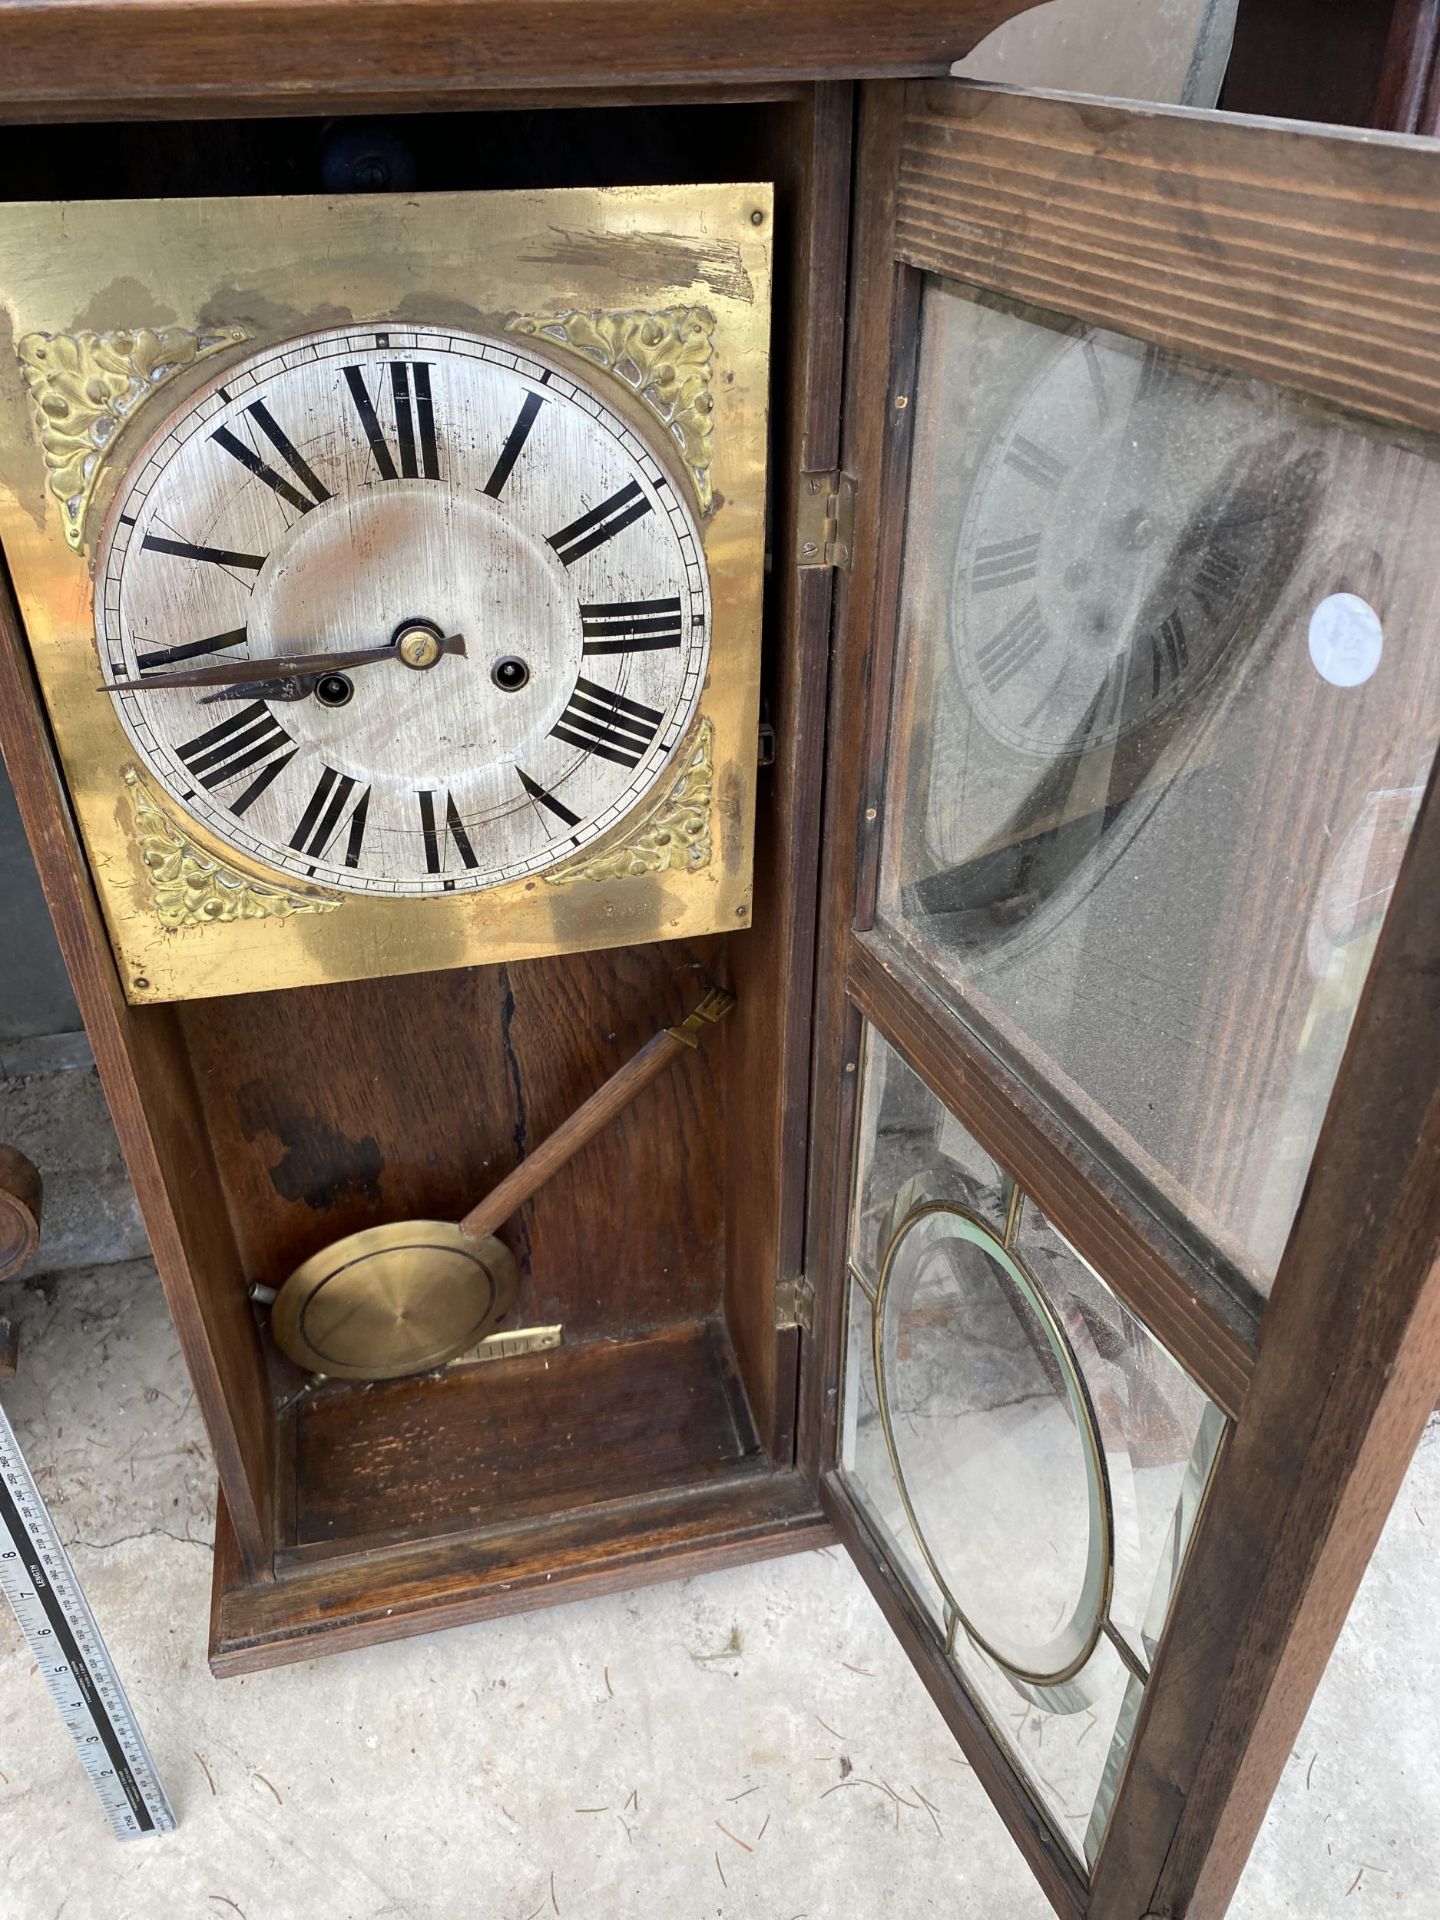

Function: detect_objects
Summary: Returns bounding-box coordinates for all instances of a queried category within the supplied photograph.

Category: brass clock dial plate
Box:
[0,184,769,1002]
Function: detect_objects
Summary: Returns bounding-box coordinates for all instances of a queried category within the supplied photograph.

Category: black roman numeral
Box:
[550,677,664,769]
[580,597,683,655]
[1082,338,1112,423]
[1094,663,1127,737]
[289,766,371,867]
[1003,436,1069,492]
[343,361,441,481]
[977,599,1052,694]
[417,788,478,875]
[1191,543,1245,621]
[484,392,544,498]
[518,768,581,830]
[135,627,248,672]
[548,482,652,567]
[211,401,331,515]
[971,534,1043,595]
[1149,610,1190,696]
[175,701,295,812]
[1138,345,1227,408]
[142,534,266,572]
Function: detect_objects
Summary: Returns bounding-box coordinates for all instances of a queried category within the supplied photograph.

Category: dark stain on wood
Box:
[234,1084,385,1213]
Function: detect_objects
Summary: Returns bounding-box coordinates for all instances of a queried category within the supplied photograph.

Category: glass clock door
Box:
[807,79,1440,1920]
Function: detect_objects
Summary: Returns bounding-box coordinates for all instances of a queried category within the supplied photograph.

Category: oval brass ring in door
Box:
[874,1202,1113,1690]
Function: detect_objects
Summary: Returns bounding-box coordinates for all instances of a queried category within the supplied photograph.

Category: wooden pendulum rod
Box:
[457,986,735,1242]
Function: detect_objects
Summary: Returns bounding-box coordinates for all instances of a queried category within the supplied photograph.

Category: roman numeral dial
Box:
[99,325,711,897]
[954,324,1284,756]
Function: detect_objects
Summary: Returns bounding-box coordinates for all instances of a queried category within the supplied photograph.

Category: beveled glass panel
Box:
[839,1022,1227,1872]
[840,1271,946,1633]
[1012,1201,1225,1668]
[876,281,1440,1296]
[848,1026,1008,1287]
[877,1208,1109,1683]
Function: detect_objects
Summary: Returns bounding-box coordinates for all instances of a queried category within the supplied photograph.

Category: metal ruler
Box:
[0,1394,175,1839]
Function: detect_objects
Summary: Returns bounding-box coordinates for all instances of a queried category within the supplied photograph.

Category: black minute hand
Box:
[102,633,466,692]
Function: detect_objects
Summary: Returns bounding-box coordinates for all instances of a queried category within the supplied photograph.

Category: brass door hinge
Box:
[797,470,856,571]
[775,1274,816,1334]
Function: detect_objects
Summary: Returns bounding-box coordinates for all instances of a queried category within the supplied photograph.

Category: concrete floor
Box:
[0,1253,1435,1920]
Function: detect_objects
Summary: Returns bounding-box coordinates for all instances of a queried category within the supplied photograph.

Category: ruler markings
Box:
[0,1398,174,1839]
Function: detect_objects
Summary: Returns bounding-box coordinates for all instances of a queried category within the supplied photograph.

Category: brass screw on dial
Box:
[396,624,445,670]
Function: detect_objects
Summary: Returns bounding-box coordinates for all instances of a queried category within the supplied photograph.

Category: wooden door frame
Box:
[802,78,1440,1920]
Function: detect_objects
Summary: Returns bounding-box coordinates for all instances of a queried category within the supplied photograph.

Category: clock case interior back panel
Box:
[0,95,853,1668]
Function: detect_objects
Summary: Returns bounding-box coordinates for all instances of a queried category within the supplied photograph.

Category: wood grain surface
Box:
[0,1145,41,1284]
[895,83,1440,438]
[798,81,908,1492]
[725,84,855,1461]
[0,0,1044,123]
[211,1466,830,1674]
[1375,0,1440,132]
[458,1022,696,1241]
[289,1318,758,1553]
[178,938,729,1343]
[1090,762,1440,1918]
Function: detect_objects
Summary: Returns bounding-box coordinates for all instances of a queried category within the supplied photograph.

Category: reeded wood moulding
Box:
[0,1,1047,121]
[895,81,1440,438]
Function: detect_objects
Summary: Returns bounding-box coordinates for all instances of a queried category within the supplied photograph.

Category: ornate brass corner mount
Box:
[124,768,338,928]
[19,326,248,551]
[545,719,713,888]
[508,307,716,514]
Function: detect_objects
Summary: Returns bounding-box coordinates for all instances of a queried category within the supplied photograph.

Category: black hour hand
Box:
[199,676,316,704]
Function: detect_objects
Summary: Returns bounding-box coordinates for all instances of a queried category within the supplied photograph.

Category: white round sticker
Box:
[1308,593,1383,688]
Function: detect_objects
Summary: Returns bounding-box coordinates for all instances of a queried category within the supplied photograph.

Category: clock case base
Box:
[0,86,853,1673]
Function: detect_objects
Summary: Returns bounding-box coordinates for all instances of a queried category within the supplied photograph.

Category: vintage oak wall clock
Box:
[0,12,1438,1920]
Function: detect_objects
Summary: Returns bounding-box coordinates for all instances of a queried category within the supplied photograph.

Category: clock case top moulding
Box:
[0,184,770,1004]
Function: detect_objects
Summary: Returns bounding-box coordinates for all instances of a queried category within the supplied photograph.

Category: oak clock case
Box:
[0,175,801,1672]
[0,184,768,1004]
[2,58,1437,1920]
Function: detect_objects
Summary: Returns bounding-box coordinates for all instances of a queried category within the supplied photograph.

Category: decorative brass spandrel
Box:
[509,306,716,513]
[0,183,770,1002]
[18,326,248,552]
[124,768,338,928]
[545,717,712,887]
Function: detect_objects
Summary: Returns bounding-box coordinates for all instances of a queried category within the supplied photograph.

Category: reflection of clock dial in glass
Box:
[96,324,710,896]
[952,336,1287,758]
